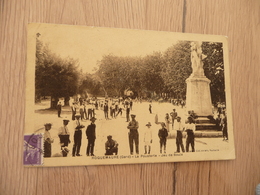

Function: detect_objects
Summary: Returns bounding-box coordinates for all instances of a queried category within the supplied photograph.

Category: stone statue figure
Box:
[190,42,206,77]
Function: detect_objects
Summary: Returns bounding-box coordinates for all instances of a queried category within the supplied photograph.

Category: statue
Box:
[186,41,213,116]
[190,42,206,77]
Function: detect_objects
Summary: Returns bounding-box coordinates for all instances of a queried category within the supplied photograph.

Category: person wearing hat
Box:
[44,123,54,157]
[86,117,97,156]
[127,114,139,155]
[72,115,85,156]
[58,119,71,157]
[173,116,185,153]
[158,122,168,154]
[185,116,196,152]
[143,122,153,154]
[105,135,118,155]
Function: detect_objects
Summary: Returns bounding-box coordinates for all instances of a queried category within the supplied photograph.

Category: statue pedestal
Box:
[186,76,213,116]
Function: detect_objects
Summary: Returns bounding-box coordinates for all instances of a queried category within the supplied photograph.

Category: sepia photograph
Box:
[24,23,235,167]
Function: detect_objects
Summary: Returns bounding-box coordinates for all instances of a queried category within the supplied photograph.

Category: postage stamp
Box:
[23,134,43,166]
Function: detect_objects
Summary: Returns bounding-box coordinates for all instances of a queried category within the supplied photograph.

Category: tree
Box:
[97,55,140,97]
[162,41,192,99]
[35,35,80,108]
[140,52,165,97]
[78,73,103,97]
[94,40,225,104]
[202,42,225,104]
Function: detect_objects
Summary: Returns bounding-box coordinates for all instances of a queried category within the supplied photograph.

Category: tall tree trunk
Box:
[50,96,58,109]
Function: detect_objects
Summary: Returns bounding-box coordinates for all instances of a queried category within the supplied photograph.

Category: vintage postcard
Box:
[24,23,235,167]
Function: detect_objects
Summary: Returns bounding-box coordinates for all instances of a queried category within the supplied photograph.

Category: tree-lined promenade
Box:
[35,35,225,108]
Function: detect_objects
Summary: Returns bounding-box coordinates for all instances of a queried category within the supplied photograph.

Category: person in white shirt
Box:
[72,115,85,156]
[185,117,196,152]
[143,122,153,154]
[58,119,71,156]
[44,123,54,157]
[173,116,185,153]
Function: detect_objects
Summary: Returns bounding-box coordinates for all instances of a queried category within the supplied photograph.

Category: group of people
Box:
[171,99,186,108]
[160,115,196,153]
[126,113,196,155]
[103,98,133,121]
[43,112,196,158]
[43,114,119,157]
[57,97,135,123]
[44,99,228,158]
[164,109,178,131]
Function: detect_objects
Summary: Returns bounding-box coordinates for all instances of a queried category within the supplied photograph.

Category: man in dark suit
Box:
[103,102,109,119]
[127,114,139,155]
[86,117,97,156]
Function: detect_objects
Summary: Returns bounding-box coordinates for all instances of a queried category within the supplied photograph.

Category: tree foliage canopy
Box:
[95,41,225,104]
[35,37,225,105]
[35,36,80,106]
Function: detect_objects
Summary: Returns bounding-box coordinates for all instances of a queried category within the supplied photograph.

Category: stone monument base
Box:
[186,76,213,117]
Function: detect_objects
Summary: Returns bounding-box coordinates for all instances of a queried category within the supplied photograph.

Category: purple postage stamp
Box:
[23,134,43,165]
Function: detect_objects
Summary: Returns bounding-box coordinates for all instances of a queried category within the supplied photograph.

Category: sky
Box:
[35,24,184,73]
[34,23,224,74]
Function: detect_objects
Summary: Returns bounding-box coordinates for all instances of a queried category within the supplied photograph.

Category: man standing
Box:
[126,104,130,122]
[88,104,93,120]
[72,115,85,156]
[170,109,178,129]
[129,99,133,110]
[173,116,185,153]
[103,102,109,119]
[110,103,116,118]
[57,101,62,117]
[185,117,196,152]
[86,117,97,156]
[79,104,85,121]
[149,103,152,114]
[58,119,71,157]
[221,112,228,141]
[127,114,139,155]
[215,114,222,131]
[105,135,118,155]
[44,123,54,157]
[83,102,88,120]
[71,103,76,121]
[158,122,168,154]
